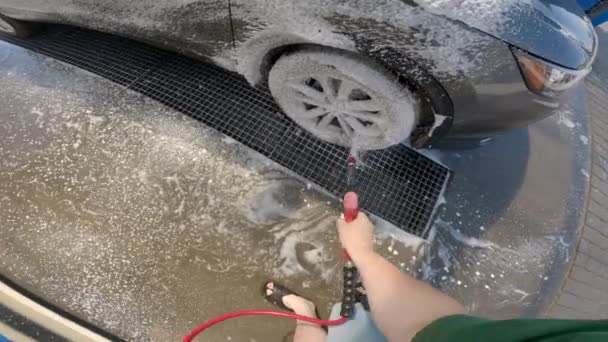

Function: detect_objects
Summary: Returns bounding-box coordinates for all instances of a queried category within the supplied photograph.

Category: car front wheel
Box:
[268,47,419,150]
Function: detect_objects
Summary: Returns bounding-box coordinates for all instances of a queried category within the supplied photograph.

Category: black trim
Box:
[227,0,236,49]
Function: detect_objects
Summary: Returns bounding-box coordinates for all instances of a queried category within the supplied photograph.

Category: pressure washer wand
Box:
[340,154,360,318]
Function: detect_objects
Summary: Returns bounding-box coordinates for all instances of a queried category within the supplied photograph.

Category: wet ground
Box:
[0,34,591,341]
[0,41,425,341]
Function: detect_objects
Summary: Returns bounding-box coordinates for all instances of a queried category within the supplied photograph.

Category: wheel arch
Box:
[235,31,353,86]
[0,12,38,38]
[238,31,454,148]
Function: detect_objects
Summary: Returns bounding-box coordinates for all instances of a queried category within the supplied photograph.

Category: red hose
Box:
[183,310,348,342]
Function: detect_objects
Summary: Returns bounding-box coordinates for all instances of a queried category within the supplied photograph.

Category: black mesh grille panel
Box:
[1,25,450,237]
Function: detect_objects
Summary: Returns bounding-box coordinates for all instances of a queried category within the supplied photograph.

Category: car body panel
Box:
[0,0,594,141]
[413,0,597,70]
[0,0,234,63]
[229,0,564,137]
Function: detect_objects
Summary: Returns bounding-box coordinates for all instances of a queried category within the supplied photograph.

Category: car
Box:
[0,0,598,149]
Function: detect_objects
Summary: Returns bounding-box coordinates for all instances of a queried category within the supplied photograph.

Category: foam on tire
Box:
[268,47,419,150]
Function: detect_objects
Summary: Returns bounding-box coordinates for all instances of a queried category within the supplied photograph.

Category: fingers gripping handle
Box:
[341,192,359,261]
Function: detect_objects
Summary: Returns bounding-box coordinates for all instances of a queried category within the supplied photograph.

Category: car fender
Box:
[235,30,357,86]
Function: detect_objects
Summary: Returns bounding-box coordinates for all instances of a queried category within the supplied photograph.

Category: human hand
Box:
[336,212,375,260]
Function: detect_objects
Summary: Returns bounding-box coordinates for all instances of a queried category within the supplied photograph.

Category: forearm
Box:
[352,251,464,342]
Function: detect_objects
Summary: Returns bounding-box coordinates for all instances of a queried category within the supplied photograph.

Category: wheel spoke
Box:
[337,81,355,100]
[289,83,326,101]
[317,113,336,128]
[283,75,387,141]
[344,110,384,124]
[293,94,326,107]
[343,116,380,137]
[300,107,329,119]
[318,77,336,98]
[336,116,354,137]
[346,99,381,112]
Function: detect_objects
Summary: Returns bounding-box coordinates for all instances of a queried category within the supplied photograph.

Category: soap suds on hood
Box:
[229,0,516,83]
[416,0,534,35]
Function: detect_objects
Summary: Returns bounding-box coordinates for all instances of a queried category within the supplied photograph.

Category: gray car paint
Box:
[414,0,597,70]
[0,0,597,141]
[525,0,596,69]
[0,0,234,60]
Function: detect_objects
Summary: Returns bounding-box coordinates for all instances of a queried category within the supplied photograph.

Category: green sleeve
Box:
[413,314,608,342]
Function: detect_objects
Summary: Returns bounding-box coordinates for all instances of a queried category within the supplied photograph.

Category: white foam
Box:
[556,108,576,129]
[448,226,501,250]
[375,217,426,251]
[274,215,337,281]
[221,136,238,145]
[230,0,509,82]
[429,114,448,136]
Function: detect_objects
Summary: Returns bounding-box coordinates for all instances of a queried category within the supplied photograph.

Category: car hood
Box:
[416,0,597,70]
[503,0,597,70]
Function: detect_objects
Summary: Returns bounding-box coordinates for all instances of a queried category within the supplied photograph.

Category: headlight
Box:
[511,47,590,97]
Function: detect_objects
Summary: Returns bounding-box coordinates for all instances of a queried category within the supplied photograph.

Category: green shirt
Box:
[414,315,608,342]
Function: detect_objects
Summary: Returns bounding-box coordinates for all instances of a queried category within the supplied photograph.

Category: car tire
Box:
[0,14,36,38]
[268,47,419,150]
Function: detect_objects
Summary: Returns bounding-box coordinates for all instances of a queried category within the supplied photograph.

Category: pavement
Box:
[547,72,608,319]
[0,27,606,342]
[592,24,608,78]
[544,27,608,319]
